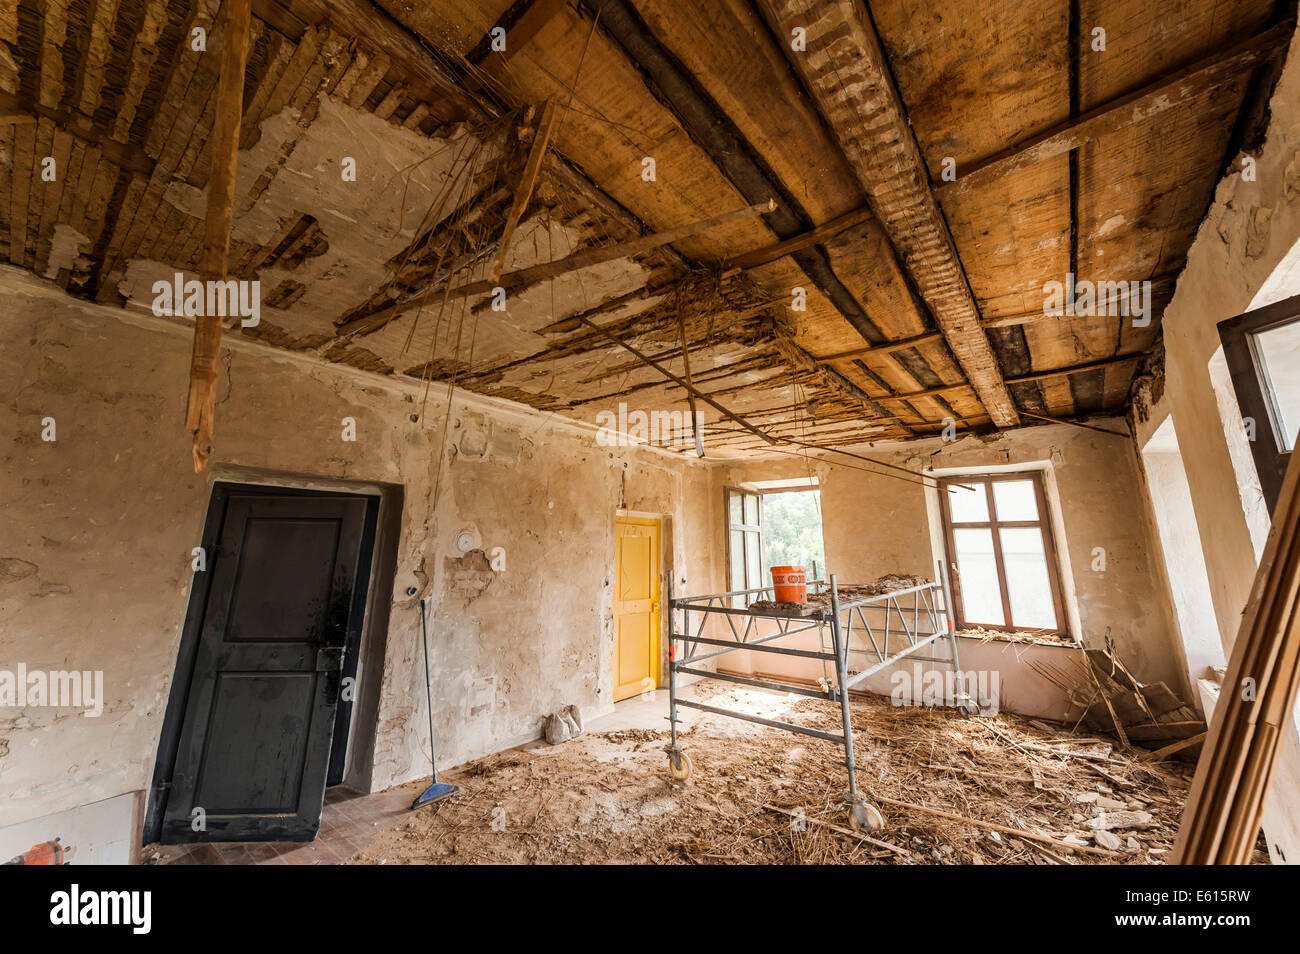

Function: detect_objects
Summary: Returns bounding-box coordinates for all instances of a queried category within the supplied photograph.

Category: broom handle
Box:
[420,598,438,783]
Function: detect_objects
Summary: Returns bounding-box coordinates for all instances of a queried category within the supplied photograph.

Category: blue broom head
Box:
[411,782,458,808]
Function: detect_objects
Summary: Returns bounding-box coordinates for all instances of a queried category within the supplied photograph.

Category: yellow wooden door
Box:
[613,516,661,702]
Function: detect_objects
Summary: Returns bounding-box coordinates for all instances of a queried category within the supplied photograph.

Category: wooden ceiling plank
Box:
[34,128,73,273]
[109,0,167,142]
[74,0,121,118]
[938,20,1295,202]
[757,0,1019,427]
[6,120,33,265]
[23,116,54,270]
[464,0,571,95]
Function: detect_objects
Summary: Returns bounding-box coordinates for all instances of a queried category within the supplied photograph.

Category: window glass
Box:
[992,480,1039,522]
[947,482,989,522]
[952,527,1004,625]
[761,490,826,579]
[745,530,762,594]
[999,528,1057,628]
[1251,320,1300,451]
[728,492,743,524]
[743,493,759,526]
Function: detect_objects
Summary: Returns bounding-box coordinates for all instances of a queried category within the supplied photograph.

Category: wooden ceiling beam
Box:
[937,20,1295,202]
[1003,353,1142,387]
[722,204,872,271]
[583,0,896,350]
[463,0,572,95]
[980,274,1179,329]
[871,352,1141,404]
[814,330,946,363]
[757,0,1019,427]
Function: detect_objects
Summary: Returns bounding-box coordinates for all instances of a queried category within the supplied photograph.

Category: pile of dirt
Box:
[342,680,1245,866]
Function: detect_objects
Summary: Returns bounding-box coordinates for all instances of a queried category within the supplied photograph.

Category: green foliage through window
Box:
[762,490,826,579]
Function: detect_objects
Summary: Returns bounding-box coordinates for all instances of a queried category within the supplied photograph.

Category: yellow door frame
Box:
[613,514,662,701]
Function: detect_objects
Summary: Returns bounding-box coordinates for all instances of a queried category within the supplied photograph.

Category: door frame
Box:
[612,512,665,701]
[143,478,398,845]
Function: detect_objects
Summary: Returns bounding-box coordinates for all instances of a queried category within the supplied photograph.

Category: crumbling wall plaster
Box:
[718,421,1186,693]
[0,269,717,833]
[1130,25,1300,864]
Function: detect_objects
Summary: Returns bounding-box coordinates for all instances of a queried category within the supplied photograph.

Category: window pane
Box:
[743,493,759,525]
[745,530,762,592]
[728,492,742,525]
[1000,528,1058,629]
[992,479,1040,522]
[729,529,745,591]
[761,490,826,578]
[946,482,988,522]
[1251,320,1300,451]
[952,527,1004,625]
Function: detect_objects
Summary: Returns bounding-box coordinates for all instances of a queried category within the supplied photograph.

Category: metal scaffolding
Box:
[665,573,971,829]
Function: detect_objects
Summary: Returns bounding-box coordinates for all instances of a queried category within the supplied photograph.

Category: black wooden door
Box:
[160,493,372,843]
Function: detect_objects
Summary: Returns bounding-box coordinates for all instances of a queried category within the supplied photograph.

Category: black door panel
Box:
[159,492,373,843]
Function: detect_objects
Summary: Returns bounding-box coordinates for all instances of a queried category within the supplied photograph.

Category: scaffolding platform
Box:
[665,573,972,830]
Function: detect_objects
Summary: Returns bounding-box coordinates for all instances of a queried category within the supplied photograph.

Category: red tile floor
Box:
[147,786,413,865]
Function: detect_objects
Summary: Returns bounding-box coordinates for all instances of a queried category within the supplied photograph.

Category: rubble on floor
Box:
[343,680,1254,865]
[1028,640,1208,753]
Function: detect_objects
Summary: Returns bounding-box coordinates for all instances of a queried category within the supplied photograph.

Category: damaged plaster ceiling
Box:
[0,0,1290,455]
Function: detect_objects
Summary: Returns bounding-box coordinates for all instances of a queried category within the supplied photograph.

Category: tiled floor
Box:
[148,786,414,865]
[149,687,696,865]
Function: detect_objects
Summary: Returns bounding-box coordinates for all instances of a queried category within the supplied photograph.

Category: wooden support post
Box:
[490,98,558,284]
[184,0,251,472]
[675,308,704,457]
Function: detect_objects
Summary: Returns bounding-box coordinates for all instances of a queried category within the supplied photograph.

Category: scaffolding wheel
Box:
[667,749,693,781]
[848,800,885,831]
[957,697,980,716]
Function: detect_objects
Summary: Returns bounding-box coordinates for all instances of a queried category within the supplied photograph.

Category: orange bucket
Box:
[770,565,808,603]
